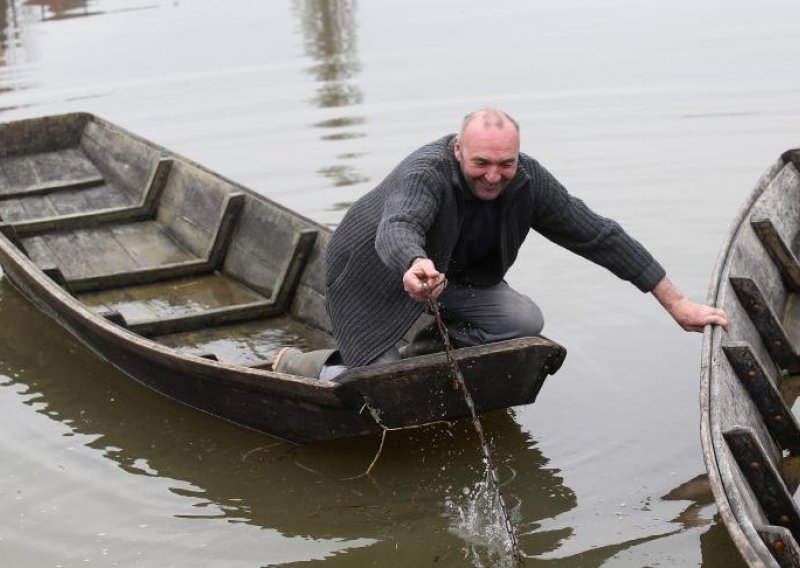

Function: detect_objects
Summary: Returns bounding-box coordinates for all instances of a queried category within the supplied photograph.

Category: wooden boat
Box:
[0,113,566,443]
[701,147,800,566]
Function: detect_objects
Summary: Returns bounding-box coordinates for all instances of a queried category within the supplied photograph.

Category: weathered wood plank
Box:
[0,175,104,200]
[66,259,214,293]
[223,198,305,295]
[724,428,800,546]
[16,234,55,269]
[18,192,60,220]
[6,196,146,235]
[127,300,275,337]
[33,149,99,184]
[48,181,136,215]
[0,113,87,158]
[206,192,245,267]
[783,150,800,176]
[0,154,37,190]
[751,218,800,291]
[42,227,137,279]
[154,314,337,366]
[107,221,196,269]
[3,159,172,235]
[78,273,265,319]
[78,269,277,339]
[80,121,159,201]
[82,286,160,323]
[0,198,29,223]
[156,161,237,258]
[722,343,800,453]
[0,147,103,199]
[730,277,800,374]
[268,228,317,310]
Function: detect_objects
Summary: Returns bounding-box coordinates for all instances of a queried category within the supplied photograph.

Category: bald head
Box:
[459,109,520,140]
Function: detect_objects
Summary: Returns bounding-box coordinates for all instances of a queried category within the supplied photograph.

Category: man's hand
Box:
[402,258,447,302]
[652,277,730,332]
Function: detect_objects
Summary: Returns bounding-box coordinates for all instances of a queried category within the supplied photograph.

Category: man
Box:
[274,109,729,378]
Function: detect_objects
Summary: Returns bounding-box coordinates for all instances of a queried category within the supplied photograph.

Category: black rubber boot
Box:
[272,347,337,378]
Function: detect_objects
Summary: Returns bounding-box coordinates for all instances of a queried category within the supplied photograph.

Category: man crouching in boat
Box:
[273,108,730,379]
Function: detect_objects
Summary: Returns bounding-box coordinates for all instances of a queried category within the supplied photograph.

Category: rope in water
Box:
[422,282,523,565]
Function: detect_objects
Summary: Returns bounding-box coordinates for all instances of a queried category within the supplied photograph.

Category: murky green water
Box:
[1,0,798,565]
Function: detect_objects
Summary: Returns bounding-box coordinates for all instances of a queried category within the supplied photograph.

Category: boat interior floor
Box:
[154,315,336,367]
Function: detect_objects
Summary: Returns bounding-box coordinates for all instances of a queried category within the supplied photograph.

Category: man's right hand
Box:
[402,258,447,302]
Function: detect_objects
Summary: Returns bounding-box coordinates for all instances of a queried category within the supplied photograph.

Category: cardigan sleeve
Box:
[374,170,443,274]
[528,161,666,292]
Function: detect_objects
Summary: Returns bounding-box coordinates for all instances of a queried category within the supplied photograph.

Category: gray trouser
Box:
[320,280,543,379]
[437,280,544,346]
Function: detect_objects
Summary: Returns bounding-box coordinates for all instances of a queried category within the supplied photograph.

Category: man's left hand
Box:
[652,277,731,333]
[665,297,730,332]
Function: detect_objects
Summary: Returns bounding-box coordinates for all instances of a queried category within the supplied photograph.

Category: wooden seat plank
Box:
[724,428,800,549]
[127,301,275,337]
[33,226,138,280]
[751,217,800,291]
[268,228,318,310]
[0,148,104,200]
[0,175,104,200]
[40,148,101,181]
[78,273,266,322]
[154,315,336,366]
[18,192,60,220]
[19,235,58,270]
[0,183,135,226]
[1,159,170,234]
[0,199,28,223]
[0,154,37,191]
[722,342,800,454]
[730,276,800,374]
[108,221,197,269]
[82,287,161,325]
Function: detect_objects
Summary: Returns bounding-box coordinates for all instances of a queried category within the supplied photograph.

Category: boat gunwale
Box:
[700,153,791,567]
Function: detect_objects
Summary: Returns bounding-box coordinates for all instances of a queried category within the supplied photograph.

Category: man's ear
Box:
[453,137,462,162]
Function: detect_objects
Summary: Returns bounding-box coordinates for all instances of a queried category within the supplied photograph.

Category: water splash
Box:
[445,475,523,568]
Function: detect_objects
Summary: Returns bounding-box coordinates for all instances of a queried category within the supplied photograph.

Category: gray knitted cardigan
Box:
[325,135,666,367]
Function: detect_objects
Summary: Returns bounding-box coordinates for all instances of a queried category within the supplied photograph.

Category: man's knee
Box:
[507,296,544,337]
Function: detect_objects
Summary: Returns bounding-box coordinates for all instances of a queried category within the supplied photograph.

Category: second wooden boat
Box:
[701,147,800,566]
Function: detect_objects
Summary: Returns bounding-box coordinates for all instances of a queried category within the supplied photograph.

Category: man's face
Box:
[454,124,519,201]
